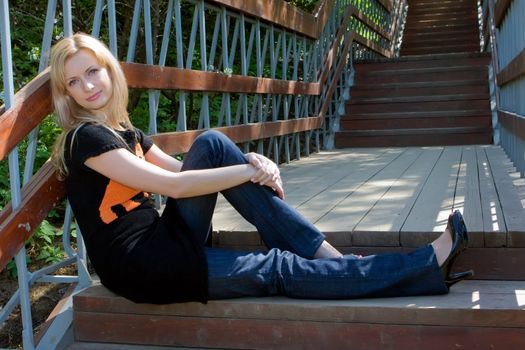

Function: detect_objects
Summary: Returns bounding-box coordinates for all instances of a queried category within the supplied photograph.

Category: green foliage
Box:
[5,219,69,278]
[287,0,318,12]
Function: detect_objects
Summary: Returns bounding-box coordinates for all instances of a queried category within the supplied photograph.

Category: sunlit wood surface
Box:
[213,145,525,248]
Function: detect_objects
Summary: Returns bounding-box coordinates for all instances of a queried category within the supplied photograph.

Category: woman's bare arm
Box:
[144,144,183,173]
[85,148,257,198]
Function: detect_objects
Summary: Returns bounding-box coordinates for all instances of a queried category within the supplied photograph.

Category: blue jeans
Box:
[170,130,448,299]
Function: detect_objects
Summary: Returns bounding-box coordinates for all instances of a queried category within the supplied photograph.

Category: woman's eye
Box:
[68,79,77,87]
[88,68,99,75]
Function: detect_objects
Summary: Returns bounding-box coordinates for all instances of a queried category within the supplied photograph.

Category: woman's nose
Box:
[82,79,94,91]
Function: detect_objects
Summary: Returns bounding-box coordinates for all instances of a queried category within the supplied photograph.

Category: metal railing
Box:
[0,0,406,349]
[481,0,525,177]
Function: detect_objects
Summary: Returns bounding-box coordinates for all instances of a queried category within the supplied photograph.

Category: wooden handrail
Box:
[151,117,323,156]
[0,68,52,161]
[496,48,525,86]
[208,0,319,39]
[0,161,65,270]
[121,63,320,94]
[494,0,512,28]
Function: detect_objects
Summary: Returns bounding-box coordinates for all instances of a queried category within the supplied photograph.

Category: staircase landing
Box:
[213,145,525,279]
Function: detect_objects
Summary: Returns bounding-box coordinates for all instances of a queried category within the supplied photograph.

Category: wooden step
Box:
[335,127,492,147]
[349,92,488,105]
[407,8,477,16]
[401,44,481,56]
[403,28,479,40]
[350,84,488,99]
[71,280,525,349]
[346,100,489,114]
[402,34,479,48]
[408,0,478,9]
[340,115,491,131]
[405,13,478,24]
[408,6,477,14]
[354,53,490,72]
[404,20,477,31]
[355,66,487,84]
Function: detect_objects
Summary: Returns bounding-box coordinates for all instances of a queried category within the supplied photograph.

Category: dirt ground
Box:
[0,266,72,349]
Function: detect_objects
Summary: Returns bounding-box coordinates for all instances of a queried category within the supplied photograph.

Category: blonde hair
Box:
[49,33,132,178]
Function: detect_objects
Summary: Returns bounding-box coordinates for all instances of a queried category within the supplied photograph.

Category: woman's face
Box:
[64,49,113,111]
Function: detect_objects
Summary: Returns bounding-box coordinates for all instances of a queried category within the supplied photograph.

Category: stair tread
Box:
[345,109,491,119]
[72,280,524,348]
[339,126,491,136]
[355,52,491,64]
[350,93,489,104]
[358,64,487,76]
[75,280,525,326]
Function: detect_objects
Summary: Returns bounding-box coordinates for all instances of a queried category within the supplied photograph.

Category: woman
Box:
[49,33,473,304]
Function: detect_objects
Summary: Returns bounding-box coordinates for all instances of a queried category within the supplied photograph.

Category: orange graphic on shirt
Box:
[98,142,148,224]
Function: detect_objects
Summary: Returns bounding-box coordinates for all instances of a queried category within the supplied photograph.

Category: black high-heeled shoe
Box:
[440,210,474,288]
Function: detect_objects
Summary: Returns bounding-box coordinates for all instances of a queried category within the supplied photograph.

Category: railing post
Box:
[487,0,501,145]
[1,2,35,348]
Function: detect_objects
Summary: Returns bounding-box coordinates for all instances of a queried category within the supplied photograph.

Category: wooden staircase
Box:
[336,0,492,148]
[401,0,480,56]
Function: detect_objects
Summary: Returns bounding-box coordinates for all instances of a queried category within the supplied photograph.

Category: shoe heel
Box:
[445,269,474,288]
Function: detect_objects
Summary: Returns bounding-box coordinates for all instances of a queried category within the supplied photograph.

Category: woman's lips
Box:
[87,91,101,102]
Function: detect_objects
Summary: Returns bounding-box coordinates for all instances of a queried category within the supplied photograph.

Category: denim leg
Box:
[206,245,449,299]
[170,130,325,258]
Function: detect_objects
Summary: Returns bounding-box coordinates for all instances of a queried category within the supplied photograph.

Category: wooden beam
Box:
[0,68,53,161]
[498,110,525,140]
[121,63,320,95]
[319,32,355,120]
[314,0,335,38]
[151,117,323,155]
[207,0,318,39]
[318,5,392,92]
[377,0,394,12]
[0,161,65,270]
[496,47,525,86]
[494,0,512,27]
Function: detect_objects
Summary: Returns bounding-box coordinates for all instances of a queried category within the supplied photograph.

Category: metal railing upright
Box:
[481,0,525,177]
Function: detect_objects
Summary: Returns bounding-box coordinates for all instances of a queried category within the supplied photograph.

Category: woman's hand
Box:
[245,152,285,200]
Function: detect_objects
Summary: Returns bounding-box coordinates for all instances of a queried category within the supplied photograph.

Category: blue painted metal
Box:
[488,0,525,176]
[1,2,35,349]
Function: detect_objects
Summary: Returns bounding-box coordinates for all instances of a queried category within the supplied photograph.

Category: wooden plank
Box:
[494,0,512,27]
[295,148,404,227]
[485,146,525,246]
[354,147,443,244]
[400,147,463,246]
[0,68,52,161]
[151,117,323,155]
[496,47,525,86]
[121,63,320,95]
[282,150,388,205]
[207,0,318,39]
[314,148,420,240]
[476,146,507,247]
[74,311,525,349]
[0,162,65,270]
[226,148,401,233]
[452,146,484,245]
[75,280,525,325]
